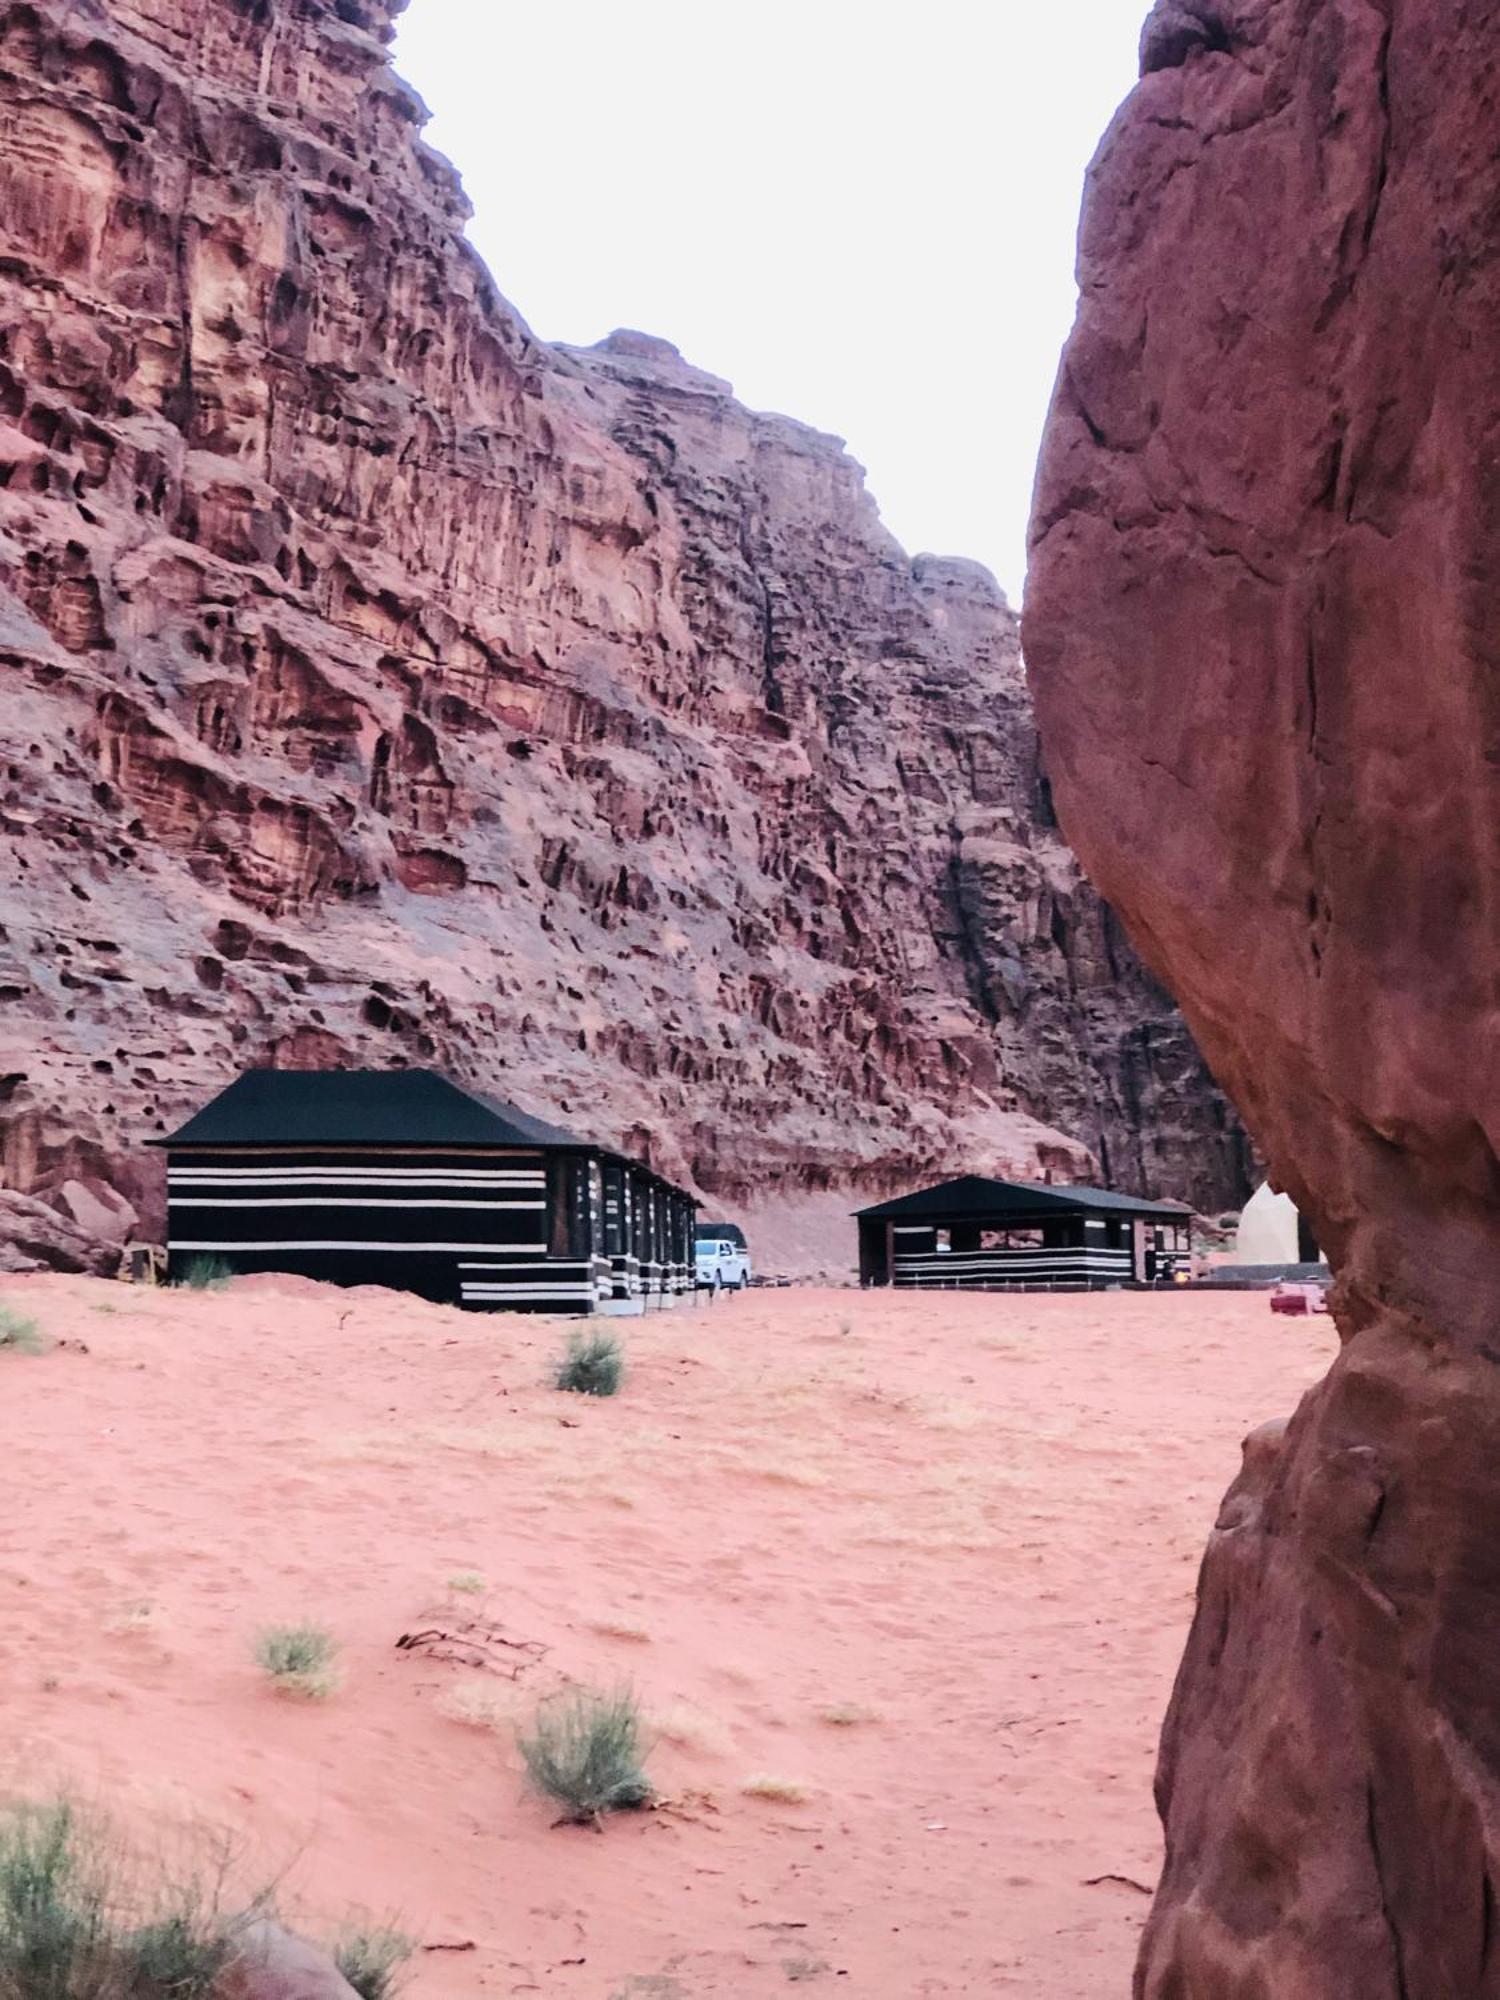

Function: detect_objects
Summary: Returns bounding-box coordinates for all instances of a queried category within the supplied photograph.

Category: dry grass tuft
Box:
[445,1570,487,1596]
[105,1600,159,1636]
[740,1774,812,1803]
[715,1446,829,1489]
[815,1703,879,1727]
[437,1680,517,1734]
[649,1704,733,1758]
[591,1618,651,1643]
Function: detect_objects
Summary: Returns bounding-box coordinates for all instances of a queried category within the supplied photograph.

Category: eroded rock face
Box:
[0,0,1246,1260]
[1027,1,1500,1991]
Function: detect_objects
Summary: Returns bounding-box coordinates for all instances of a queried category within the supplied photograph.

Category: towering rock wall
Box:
[1027,0,1500,1992]
[0,0,1246,1266]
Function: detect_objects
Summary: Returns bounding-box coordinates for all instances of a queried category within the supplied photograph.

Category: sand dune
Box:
[0,1276,1331,1995]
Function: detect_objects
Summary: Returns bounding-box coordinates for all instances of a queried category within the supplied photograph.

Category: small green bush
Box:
[334,1925,415,2000]
[253,1623,340,1700]
[0,1308,45,1356]
[176,1256,233,1292]
[518,1688,653,1824]
[554,1331,623,1398]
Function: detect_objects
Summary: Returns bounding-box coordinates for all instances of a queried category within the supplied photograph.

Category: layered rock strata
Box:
[1027,0,1500,1991]
[0,0,1246,1265]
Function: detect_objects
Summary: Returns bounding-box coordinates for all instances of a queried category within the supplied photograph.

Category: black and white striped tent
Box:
[153,1069,697,1315]
[854,1176,1192,1291]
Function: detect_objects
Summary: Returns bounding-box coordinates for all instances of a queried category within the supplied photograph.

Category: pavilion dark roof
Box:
[153,1068,591,1152]
[852,1174,1191,1222]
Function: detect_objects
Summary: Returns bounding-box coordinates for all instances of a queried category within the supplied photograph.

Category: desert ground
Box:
[0,1276,1333,1997]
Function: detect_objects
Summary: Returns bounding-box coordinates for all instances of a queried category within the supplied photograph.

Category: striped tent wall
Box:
[168,1149,697,1316]
[892,1246,1134,1288]
[889,1214,1133,1291]
[157,1071,700,1317]
[458,1258,614,1311]
[597,1164,695,1314]
[167,1148,549,1306]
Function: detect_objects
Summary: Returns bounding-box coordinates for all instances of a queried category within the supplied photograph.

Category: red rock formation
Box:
[0,0,1245,1265]
[1027,0,1500,1990]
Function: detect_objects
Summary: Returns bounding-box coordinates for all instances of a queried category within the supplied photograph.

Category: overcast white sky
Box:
[392,2,1144,606]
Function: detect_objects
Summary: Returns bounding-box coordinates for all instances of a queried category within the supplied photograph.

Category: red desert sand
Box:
[0,1276,1332,1995]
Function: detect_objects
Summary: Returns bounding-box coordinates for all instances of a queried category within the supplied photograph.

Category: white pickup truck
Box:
[695,1221,751,1293]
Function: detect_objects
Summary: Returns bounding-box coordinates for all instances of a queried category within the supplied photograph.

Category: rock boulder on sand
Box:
[215,1922,358,2000]
[52,1178,139,1244]
[1027,0,1500,1992]
[0,0,1248,1266]
[0,1188,117,1275]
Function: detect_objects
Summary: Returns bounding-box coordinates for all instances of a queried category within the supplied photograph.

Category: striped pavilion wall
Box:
[891,1245,1134,1289]
[598,1164,695,1314]
[167,1147,550,1305]
[887,1212,1138,1291]
[167,1147,697,1314]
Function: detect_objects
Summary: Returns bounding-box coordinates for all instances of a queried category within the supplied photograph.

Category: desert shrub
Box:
[0,1800,106,1993]
[333,1926,414,2000]
[175,1257,233,1293]
[445,1571,486,1597]
[0,1309,45,1356]
[0,1801,236,1998]
[554,1331,623,1398]
[118,1909,234,1994]
[253,1624,340,1700]
[518,1688,652,1824]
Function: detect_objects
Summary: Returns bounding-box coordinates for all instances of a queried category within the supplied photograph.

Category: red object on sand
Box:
[1270,1282,1330,1316]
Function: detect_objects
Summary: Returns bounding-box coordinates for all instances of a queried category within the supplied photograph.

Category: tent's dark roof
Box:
[852,1174,1191,1221]
[153,1069,596,1153]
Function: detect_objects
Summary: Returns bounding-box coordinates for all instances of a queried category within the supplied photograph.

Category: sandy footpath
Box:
[0,1276,1332,1997]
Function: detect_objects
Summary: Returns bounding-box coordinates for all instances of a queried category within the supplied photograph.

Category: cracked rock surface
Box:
[1028,1,1500,1992]
[0,0,1247,1263]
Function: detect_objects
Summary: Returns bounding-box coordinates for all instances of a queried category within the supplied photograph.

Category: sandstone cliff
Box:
[0,0,1245,1269]
[1027,0,1500,1991]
